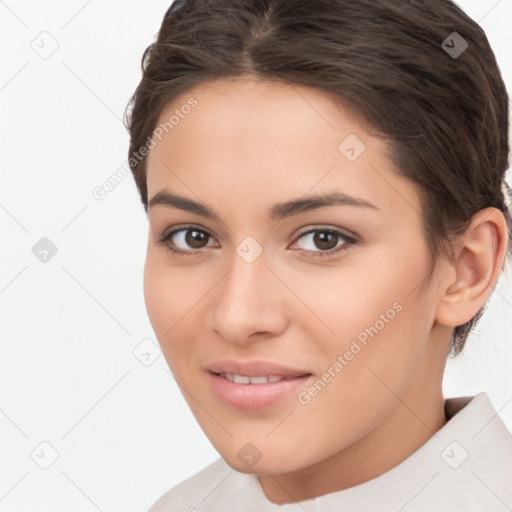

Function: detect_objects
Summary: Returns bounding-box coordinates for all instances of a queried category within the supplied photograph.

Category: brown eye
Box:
[184,229,209,248]
[312,231,339,250]
[291,228,358,259]
[157,226,217,255]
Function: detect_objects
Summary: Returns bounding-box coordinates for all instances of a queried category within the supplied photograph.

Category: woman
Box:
[124,0,512,509]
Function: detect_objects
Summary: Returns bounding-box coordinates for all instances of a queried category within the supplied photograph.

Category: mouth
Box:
[215,372,307,384]
[206,361,313,410]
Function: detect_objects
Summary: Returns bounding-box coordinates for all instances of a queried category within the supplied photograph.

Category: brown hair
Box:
[124,0,511,356]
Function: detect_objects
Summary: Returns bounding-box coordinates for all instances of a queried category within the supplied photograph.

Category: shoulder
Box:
[147,457,246,511]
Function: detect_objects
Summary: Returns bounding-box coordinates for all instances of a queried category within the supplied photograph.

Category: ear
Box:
[435,207,509,328]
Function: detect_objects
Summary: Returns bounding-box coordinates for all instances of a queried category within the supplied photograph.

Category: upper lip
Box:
[206,359,311,378]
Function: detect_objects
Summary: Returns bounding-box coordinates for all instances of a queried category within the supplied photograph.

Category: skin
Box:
[143,77,508,504]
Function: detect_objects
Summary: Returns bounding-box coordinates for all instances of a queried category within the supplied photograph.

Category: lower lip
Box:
[208,372,312,410]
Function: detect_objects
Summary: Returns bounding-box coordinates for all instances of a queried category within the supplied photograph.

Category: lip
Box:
[206,359,313,410]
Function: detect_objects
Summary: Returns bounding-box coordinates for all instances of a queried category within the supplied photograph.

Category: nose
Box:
[208,248,288,346]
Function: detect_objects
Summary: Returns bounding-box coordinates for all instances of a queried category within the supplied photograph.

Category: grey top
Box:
[148,392,512,511]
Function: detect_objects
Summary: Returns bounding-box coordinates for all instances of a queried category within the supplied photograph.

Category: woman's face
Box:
[144,78,451,486]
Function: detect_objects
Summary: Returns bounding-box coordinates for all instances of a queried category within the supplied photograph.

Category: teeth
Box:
[220,373,286,384]
[248,376,270,384]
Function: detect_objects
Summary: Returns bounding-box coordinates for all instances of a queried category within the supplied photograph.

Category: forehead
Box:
[146,78,421,220]
[153,77,366,145]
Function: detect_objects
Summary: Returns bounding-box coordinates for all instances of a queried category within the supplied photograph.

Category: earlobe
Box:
[435,207,508,328]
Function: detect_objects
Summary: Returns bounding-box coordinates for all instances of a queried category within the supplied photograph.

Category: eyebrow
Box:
[148,189,379,221]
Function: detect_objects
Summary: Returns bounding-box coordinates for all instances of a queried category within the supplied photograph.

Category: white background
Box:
[1,1,511,510]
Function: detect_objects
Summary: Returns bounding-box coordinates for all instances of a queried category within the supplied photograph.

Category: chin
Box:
[218,439,316,476]
[224,456,297,476]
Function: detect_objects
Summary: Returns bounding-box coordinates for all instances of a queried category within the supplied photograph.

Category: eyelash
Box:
[156,224,358,259]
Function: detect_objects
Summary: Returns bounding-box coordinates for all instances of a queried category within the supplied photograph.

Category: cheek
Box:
[280,307,427,470]
[288,255,404,346]
[294,250,432,403]
[143,252,169,336]
[142,253,199,363]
